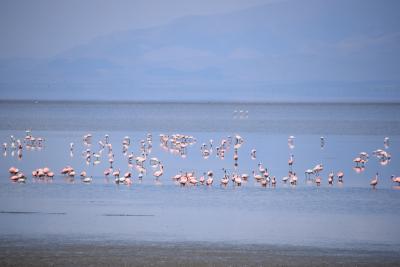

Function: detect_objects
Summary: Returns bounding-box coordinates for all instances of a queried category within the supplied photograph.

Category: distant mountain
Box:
[1,0,400,101]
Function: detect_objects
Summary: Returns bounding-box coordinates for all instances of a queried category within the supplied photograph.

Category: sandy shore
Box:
[0,238,399,267]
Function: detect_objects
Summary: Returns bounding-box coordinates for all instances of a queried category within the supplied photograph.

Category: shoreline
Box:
[1,238,399,266]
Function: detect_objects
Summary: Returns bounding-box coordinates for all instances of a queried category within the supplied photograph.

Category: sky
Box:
[0,0,275,58]
[0,0,399,101]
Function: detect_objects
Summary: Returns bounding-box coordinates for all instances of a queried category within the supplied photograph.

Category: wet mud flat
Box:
[0,238,399,267]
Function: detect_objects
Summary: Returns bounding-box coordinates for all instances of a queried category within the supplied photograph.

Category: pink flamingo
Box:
[316,176,321,186]
[290,173,298,185]
[43,167,50,175]
[112,169,120,178]
[337,171,344,183]
[9,167,19,175]
[199,173,206,185]
[180,174,188,186]
[260,178,267,187]
[252,171,263,182]
[206,171,213,186]
[124,171,132,185]
[328,172,334,185]
[288,154,294,169]
[353,157,362,167]
[38,169,45,178]
[391,175,400,185]
[370,173,378,188]
[68,170,75,178]
[104,168,112,177]
[153,165,164,180]
[220,169,229,186]
[271,176,276,187]
[233,174,242,186]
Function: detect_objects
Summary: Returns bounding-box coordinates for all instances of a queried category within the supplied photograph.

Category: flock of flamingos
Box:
[4,130,400,188]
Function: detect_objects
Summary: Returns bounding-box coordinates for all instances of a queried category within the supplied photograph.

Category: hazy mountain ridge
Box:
[0,0,399,100]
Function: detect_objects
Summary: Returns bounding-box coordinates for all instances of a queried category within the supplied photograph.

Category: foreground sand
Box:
[0,238,399,267]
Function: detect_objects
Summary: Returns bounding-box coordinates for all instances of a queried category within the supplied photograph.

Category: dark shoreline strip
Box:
[0,211,66,215]
[102,214,154,217]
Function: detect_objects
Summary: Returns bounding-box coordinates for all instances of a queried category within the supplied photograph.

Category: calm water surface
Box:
[0,101,399,250]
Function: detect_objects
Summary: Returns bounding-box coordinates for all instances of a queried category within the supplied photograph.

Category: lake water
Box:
[0,101,399,251]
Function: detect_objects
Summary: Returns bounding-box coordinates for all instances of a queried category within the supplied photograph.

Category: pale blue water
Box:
[0,101,399,250]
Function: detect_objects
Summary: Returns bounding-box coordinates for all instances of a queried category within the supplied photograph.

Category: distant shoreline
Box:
[1,99,400,105]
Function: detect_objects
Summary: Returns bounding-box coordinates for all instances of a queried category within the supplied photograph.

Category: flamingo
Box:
[68,170,75,178]
[252,171,263,182]
[220,177,229,186]
[16,172,26,183]
[104,168,112,177]
[201,144,211,159]
[360,152,369,161]
[10,174,19,182]
[124,171,132,185]
[258,163,266,174]
[290,173,298,185]
[206,176,213,186]
[9,167,19,175]
[43,167,50,174]
[313,164,323,175]
[288,154,294,168]
[108,157,114,167]
[221,169,229,186]
[316,176,321,186]
[263,170,270,183]
[189,175,198,186]
[172,171,183,181]
[233,174,242,186]
[37,169,45,178]
[337,171,344,183]
[82,176,92,183]
[179,174,188,186]
[328,172,334,185]
[199,173,206,185]
[271,176,276,187]
[384,137,389,148]
[288,135,295,149]
[136,153,147,166]
[282,175,290,183]
[61,166,72,175]
[112,169,120,179]
[260,178,267,187]
[305,169,314,180]
[233,149,239,161]
[391,175,400,185]
[263,168,269,178]
[370,173,378,188]
[153,165,164,180]
[353,157,362,167]
[250,149,256,160]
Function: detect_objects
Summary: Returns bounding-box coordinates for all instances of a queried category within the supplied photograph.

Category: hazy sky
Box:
[0,0,399,101]
[0,0,276,58]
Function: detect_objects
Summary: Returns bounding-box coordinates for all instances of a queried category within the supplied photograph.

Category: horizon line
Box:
[1,99,399,105]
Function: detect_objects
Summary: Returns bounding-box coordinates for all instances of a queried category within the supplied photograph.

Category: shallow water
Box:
[0,101,399,250]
